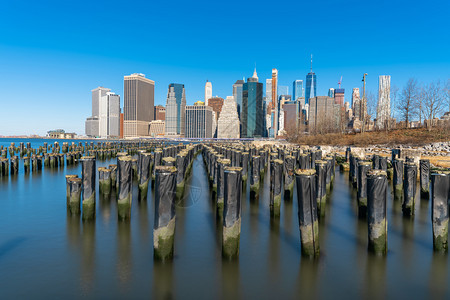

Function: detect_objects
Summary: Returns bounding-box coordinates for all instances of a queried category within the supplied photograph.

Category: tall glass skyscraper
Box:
[242,72,264,138]
[165,83,186,136]
[293,80,304,101]
[305,72,316,104]
[232,79,244,119]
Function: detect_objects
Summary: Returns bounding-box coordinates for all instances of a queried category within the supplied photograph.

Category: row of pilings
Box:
[65,141,202,262]
[342,147,450,254]
[201,143,450,259]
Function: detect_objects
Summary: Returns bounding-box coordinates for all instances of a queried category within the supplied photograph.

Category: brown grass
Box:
[293,127,450,147]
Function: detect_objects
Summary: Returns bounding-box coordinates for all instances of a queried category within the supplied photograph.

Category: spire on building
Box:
[310,54,313,73]
[252,67,258,81]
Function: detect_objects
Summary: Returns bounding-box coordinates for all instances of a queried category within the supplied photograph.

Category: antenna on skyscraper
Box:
[310,54,313,73]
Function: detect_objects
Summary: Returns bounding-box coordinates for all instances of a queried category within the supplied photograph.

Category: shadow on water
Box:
[0,236,28,260]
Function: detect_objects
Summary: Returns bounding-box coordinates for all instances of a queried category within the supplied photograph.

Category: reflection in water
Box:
[429,253,448,299]
[117,221,132,289]
[138,196,149,243]
[152,261,174,300]
[222,260,240,299]
[365,255,387,299]
[81,221,95,296]
[100,190,114,223]
[66,212,81,250]
[297,259,319,298]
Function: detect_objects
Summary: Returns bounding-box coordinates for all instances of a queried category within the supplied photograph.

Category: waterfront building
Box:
[334,88,345,106]
[123,73,155,137]
[149,120,165,137]
[376,75,391,129]
[85,87,120,138]
[205,80,212,106]
[165,83,186,137]
[278,95,291,135]
[283,101,299,135]
[185,105,213,138]
[271,69,278,138]
[293,80,304,101]
[241,70,264,138]
[217,96,240,139]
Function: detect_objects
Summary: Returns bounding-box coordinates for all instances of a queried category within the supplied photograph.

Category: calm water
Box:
[0,139,449,299]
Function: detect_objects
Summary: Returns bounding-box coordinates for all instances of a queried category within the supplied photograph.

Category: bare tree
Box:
[445,79,450,113]
[366,91,377,127]
[421,80,445,129]
[390,84,399,121]
[397,78,418,128]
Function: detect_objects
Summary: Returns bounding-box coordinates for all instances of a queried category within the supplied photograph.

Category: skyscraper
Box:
[242,70,264,138]
[185,105,213,138]
[278,86,289,97]
[271,69,278,137]
[376,75,391,129]
[305,55,317,104]
[123,73,155,137]
[293,80,304,101]
[217,96,240,139]
[233,80,244,119]
[266,78,272,106]
[308,96,341,134]
[328,88,335,98]
[352,88,361,119]
[334,89,345,106]
[85,87,120,138]
[165,83,186,137]
[99,92,120,138]
[205,80,212,106]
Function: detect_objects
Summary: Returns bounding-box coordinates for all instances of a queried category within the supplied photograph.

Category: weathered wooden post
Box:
[81,156,96,221]
[357,161,371,217]
[222,167,243,259]
[315,160,327,217]
[284,155,296,200]
[270,159,283,217]
[139,153,151,200]
[403,162,417,216]
[217,159,231,210]
[420,159,430,198]
[367,170,388,255]
[109,164,117,190]
[295,169,319,257]
[117,156,133,220]
[98,167,112,197]
[154,166,177,261]
[250,155,261,199]
[68,177,82,214]
[66,174,78,205]
[431,171,449,252]
[393,159,404,200]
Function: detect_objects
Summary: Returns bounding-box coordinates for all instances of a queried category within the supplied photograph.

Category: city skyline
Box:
[1,0,449,135]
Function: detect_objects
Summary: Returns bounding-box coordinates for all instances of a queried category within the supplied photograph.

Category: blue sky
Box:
[0,0,449,135]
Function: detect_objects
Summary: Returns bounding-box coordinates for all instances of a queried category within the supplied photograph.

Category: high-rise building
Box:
[217,96,240,139]
[293,80,304,101]
[334,89,345,106]
[328,88,335,98]
[278,86,289,97]
[271,69,278,137]
[308,96,341,134]
[241,70,264,138]
[233,80,244,119]
[305,56,317,104]
[205,80,212,106]
[376,75,391,129]
[283,100,300,135]
[185,105,213,138]
[85,87,120,138]
[165,83,186,137]
[207,97,224,120]
[352,88,361,119]
[99,92,120,138]
[123,73,155,137]
[278,95,291,135]
[154,105,166,121]
[149,120,165,137]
